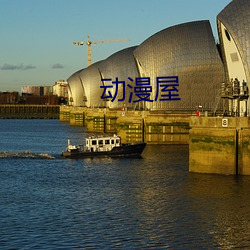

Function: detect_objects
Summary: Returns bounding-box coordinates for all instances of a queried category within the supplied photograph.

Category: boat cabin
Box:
[85,135,121,152]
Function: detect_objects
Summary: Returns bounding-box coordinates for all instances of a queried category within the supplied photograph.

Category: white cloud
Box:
[51,63,64,69]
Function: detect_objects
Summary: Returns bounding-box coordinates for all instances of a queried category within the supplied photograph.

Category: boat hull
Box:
[62,142,146,159]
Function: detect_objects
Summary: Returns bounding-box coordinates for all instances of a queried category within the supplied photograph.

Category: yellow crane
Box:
[73,35,129,66]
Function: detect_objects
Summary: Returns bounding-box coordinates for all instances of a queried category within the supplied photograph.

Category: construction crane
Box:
[73,35,129,66]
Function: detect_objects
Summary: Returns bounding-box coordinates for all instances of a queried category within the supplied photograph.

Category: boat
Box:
[61,134,146,158]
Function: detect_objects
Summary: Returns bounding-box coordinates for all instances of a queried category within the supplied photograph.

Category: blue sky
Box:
[0,0,231,92]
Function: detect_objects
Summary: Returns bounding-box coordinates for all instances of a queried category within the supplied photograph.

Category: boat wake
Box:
[0,151,55,159]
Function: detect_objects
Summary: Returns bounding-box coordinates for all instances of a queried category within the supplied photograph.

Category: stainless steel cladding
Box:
[98,46,139,109]
[67,69,86,106]
[67,47,139,108]
[217,0,250,83]
[217,0,250,115]
[133,20,225,111]
[79,61,105,108]
[68,21,227,112]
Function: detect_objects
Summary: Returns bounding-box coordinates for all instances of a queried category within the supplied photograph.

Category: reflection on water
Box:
[0,120,250,249]
[186,174,250,249]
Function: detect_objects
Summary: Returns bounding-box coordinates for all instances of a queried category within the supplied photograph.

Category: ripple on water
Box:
[0,120,250,249]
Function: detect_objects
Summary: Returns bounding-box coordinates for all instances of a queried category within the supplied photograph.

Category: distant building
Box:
[20,85,58,105]
[22,95,59,105]
[21,86,53,96]
[52,80,68,98]
[0,92,19,104]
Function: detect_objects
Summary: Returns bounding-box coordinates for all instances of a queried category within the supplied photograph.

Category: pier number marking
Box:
[222,118,228,127]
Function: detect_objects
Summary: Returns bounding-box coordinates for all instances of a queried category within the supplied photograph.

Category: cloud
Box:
[51,63,64,69]
[23,64,36,70]
[1,63,36,70]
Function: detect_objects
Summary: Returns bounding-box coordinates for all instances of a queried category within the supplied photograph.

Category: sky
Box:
[0,0,232,92]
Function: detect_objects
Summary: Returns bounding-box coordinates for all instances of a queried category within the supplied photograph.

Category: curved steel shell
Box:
[133,20,225,111]
[79,61,105,108]
[217,0,250,115]
[67,69,86,106]
[217,0,250,82]
[98,46,139,109]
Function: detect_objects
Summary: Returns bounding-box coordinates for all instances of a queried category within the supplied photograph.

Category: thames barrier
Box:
[59,106,190,144]
[1,0,247,175]
[62,0,250,175]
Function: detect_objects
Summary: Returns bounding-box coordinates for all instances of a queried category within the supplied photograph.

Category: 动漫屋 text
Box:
[100,76,180,102]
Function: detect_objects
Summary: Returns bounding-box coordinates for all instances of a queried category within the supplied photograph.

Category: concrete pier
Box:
[60,106,190,144]
[60,106,250,175]
[189,117,250,175]
[59,105,72,122]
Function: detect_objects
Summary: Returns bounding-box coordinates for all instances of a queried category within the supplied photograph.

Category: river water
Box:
[0,119,250,249]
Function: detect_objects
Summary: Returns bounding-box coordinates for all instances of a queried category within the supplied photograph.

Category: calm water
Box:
[0,119,250,249]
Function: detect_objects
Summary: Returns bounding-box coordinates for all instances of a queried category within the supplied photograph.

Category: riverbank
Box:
[0,104,59,119]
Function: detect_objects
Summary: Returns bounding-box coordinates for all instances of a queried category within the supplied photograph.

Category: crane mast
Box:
[73,35,129,66]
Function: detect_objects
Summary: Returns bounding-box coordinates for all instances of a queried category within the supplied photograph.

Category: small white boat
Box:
[61,134,146,158]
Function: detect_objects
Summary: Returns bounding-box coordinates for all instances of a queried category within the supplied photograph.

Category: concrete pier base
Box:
[59,106,71,122]
[59,106,190,144]
[60,107,250,175]
[145,114,189,144]
[116,111,144,143]
[189,117,250,175]
[85,109,105,132]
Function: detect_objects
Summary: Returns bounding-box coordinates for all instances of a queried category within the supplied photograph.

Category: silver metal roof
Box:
[133,20,225,111]
[67,69,86,106]
[68,21,227,112]
[217,0,250,84]
[98,46,139,109]
[79,61,105,108]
